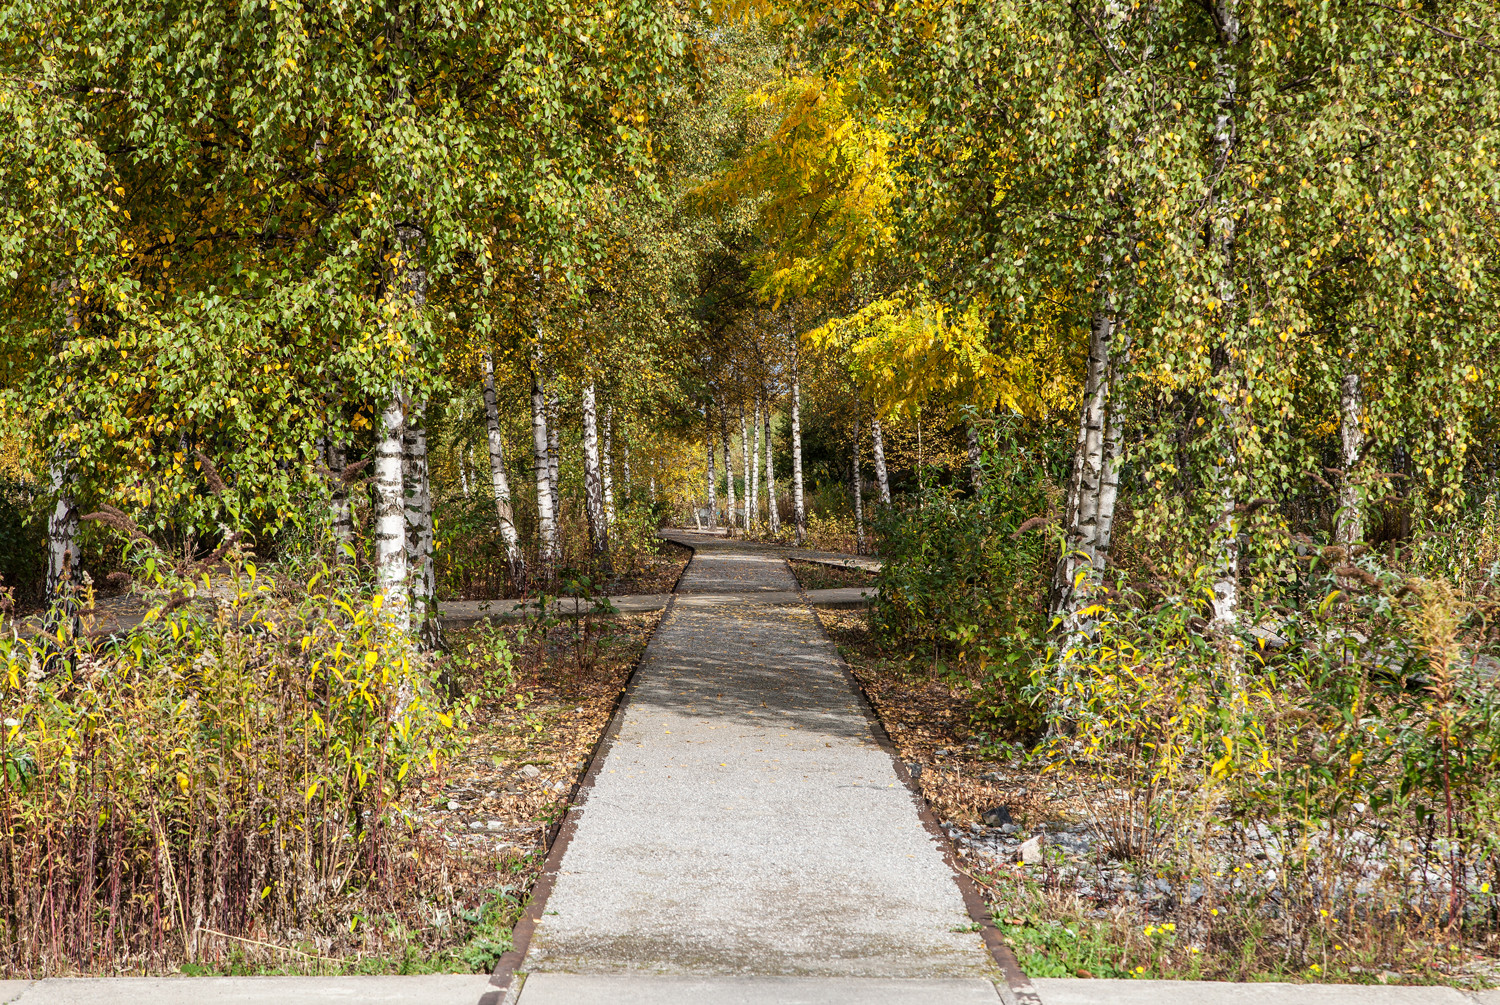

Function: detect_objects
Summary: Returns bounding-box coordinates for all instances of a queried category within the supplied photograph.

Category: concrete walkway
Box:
[0,975,492,1003]
[511,532,999,1002]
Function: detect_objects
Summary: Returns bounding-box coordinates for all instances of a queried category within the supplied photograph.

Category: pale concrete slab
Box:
[1033,978,1478,1004]
[521,543,994,980]
[515,973,1001,1003]
[4,975,493,1003]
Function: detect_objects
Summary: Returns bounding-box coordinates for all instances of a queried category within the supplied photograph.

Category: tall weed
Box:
[0,549,458,974]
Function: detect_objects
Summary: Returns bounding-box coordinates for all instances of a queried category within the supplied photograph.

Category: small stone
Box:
[467,821,484,831]
[520,764,541,779]
[486,820,503,832]
[906,762,923,781]
[446,800,460,811]
[982,805,1014,827]
[1019,835,1044,865]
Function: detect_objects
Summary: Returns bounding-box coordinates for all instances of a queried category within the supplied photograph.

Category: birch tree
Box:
[482,352,527,591]
[580,379,612,573]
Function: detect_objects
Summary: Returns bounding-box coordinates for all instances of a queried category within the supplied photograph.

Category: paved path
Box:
[657,528,882,574]
[0,975,492,1003]
[512,532,999,1002]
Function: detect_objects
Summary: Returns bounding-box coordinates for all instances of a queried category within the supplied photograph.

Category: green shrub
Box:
[872,420,1064,733]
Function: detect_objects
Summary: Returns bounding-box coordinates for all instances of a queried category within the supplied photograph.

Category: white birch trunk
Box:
[404,405,441,650]
[581,380,612,573]
[546,385,561,528]
[483,351,527,592]
[853,415,865,554]
[1208,0,1243,631]
[764,396,779,534]
[790,352,806,545]
[374,391,410,633]
[623,441,632,495]
[739,404,751,532]
[1336,370,1364,546]
[750,400,762,531]
[459,448,469,497]
[529,351,558,573]
[1051,307,1118,626]
[45,276,81,607]
[871,417,891,505]
[705,422,718,530]
[721,404,736,532]
[602,403,616,526]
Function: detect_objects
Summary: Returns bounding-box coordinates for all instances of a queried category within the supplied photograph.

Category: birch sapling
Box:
[1336,370,1364,546]
[721,403,736,532]
[529,349,558,573]
[602,403,616,526]
[790,347,806,545]
[483,351,527,592]
[764,394,779,534]
[871,417,891,505]
[580,379,612,574]
[853,414,865,554]
[705,422,718,530]
[750,400,762,531]
[739,403,751,532]
[404,405,441,650]
[1208,0,1244,630]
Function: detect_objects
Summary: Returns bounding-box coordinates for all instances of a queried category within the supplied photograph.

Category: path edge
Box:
[483,586,684,1004]
[793,563,1041,1005]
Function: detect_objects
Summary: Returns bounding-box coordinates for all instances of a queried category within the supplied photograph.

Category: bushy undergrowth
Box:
[872,424,1060,734]
[872,425,1500,973]
[1029,556,1500,972]
[0,550,458,975]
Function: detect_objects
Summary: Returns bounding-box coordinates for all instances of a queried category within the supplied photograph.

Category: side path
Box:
[504,531,1009,1004]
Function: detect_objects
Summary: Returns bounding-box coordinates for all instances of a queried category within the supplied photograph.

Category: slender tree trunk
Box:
[483,351,527,592]
[705,420,718,530]
[1208,0,1243,631]
[764,395,779,534]
[853,415,865,554]
[790,347,806,545]
[720,404,736,532]
[966,423,984,493]
[739,403,751,533]
[871,417,891,505]
[329,437,353,562]
[602,403,616,526]
[1336,370,1364,546]
[750,400,762,531]
[581,380,612,574]
[546,384,561,530]
[45,276,81,608]
[374,391,410,633]
[458,449,469,497]
[622,441,632,495]
[404,404,441,650]
[529,351,558,575]
[1051,304,1120,626]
